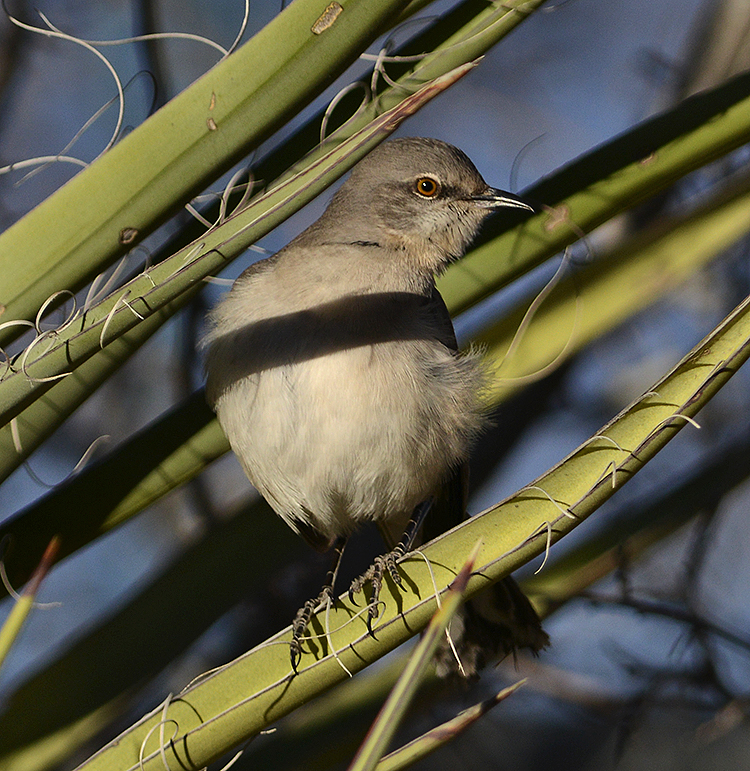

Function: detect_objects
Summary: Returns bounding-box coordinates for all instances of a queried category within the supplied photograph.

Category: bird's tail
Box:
[434,575,549,679]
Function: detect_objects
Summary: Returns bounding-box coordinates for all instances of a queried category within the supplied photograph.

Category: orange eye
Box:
[414,177,440,198]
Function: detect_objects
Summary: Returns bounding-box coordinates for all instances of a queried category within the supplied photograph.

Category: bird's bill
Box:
[472,187,534,212]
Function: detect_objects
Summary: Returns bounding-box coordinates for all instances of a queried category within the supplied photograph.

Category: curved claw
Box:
[348,574,366,604]
[290,641,302,674]
[287,539,346,675]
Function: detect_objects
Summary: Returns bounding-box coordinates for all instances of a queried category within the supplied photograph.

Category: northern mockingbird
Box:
[203,137,548,675]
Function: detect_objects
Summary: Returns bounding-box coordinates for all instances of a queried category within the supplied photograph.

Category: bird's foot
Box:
[348,550,404,635]
[289,538,346,672]
[290,584,334,672]
[347,498,434,635]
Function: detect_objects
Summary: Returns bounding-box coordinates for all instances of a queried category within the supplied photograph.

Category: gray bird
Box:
[203,137,548,675]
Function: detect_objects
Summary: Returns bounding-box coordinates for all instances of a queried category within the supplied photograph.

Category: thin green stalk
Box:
[5,119,750,598]
[0,537,59,670]
[440,69,750,314]
[0,0,411,343]
[376,681,525,771]
[0,0,545,488]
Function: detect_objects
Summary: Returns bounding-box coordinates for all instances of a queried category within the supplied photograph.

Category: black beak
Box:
[472,187,534,212]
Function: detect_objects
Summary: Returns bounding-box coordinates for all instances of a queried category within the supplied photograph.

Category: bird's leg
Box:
[290,537,346,672]
[348,498,434,635]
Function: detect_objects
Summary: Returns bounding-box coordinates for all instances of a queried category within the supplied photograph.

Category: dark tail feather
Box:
[435,576,549,679]
[419,466,549,678]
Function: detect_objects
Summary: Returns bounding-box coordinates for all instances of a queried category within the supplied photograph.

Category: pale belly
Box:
[214,338,484,542]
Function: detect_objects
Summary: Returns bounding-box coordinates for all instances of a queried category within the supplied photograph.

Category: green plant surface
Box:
[71,288,750,771]
[11,63,750,416]
[0,537,58,672]
[523,427,750,613]
[0,699,127,771]
[479,170,750,402]
[162,0,546,247]
[0,0,411,341]
[0,498,305,771]
[274,0,548,184]
[1,4,747,771]
[6,350,750,771]
[214,424,750,771]
[0,146,743,767]
[0,307,174,482]
[0,391,222,595]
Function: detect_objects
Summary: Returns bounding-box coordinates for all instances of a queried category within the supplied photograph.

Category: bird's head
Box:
[320,137,533,274]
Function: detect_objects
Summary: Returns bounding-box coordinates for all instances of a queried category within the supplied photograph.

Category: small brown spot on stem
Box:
[311,2,342,34]
[119,227,138,245]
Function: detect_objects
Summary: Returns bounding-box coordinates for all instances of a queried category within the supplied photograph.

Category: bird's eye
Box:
[414,177,440,198]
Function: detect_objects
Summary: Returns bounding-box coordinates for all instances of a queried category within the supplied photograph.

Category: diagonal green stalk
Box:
[149,0,547,261]
[0,0,545,485]
[0,499,304,771]
[41,406,739,771]
[376,681,525,771]
[478,169,750,402]
[0,537,59,671]
[0,306,177,481]
[0,391,222,595]
[0,0,411,343]
[7,179,748,767]
[4,64,750,434]
[271,0,549,187]
[5,291,749,769]
[524,427,750,612]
